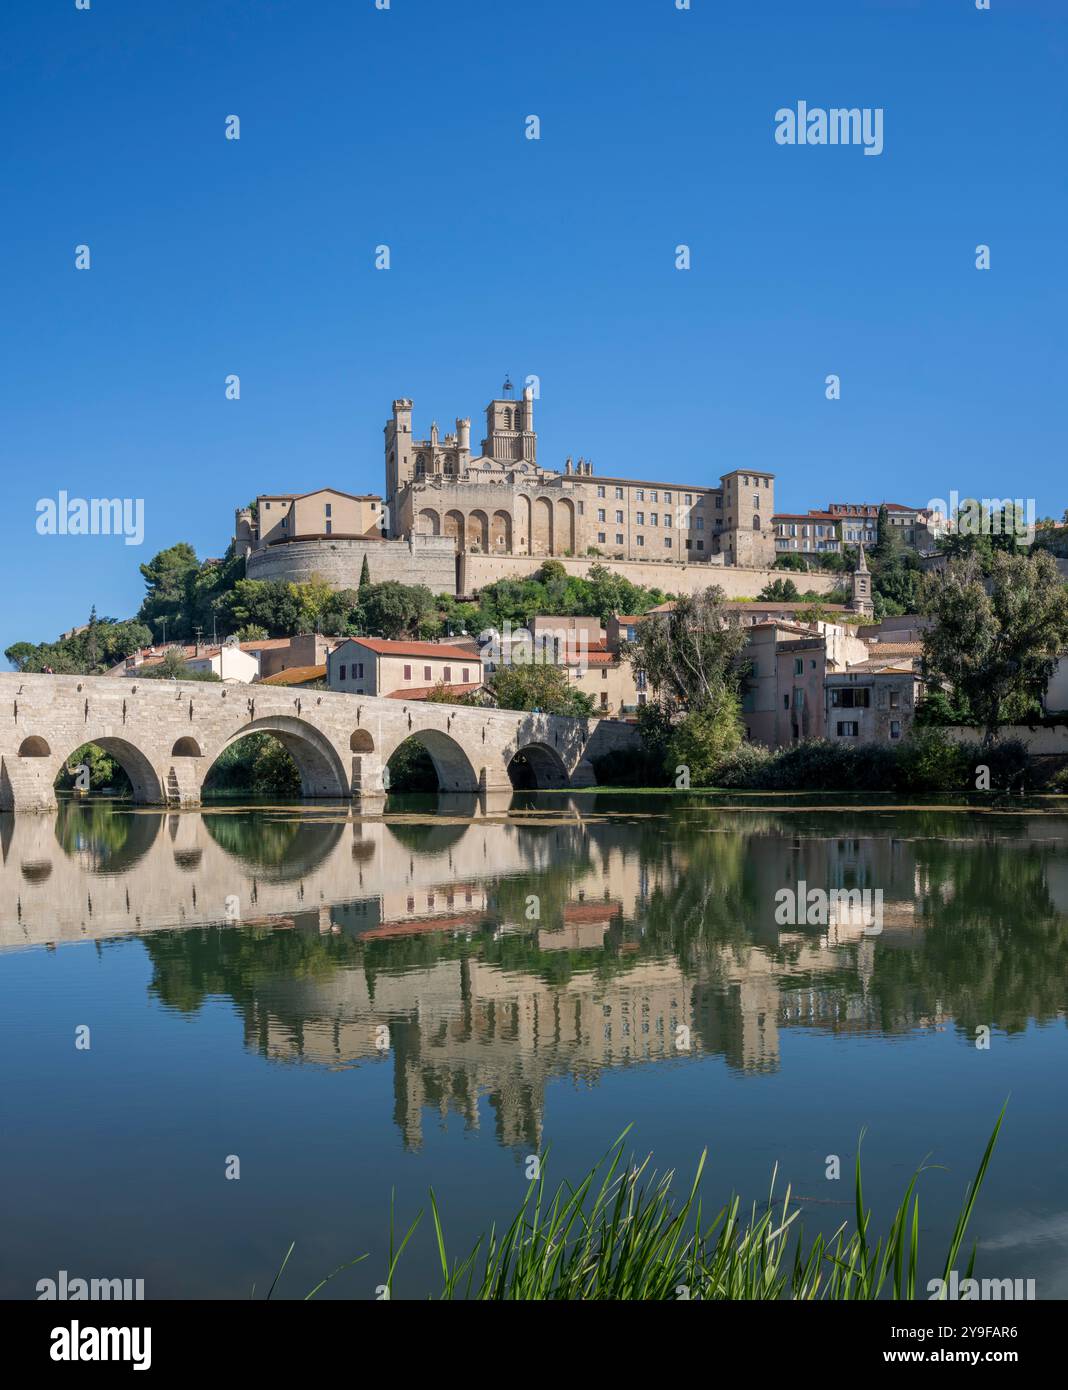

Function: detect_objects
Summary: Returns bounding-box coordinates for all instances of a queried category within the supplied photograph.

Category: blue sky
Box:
[2,0,1065,655]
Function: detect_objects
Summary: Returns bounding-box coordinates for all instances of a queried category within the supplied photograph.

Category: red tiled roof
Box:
[339,638,480,662]
[385,682,483,701]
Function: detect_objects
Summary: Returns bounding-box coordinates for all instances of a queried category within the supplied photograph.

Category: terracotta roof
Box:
[337,638,481,662]
[259,665,327,685]
[385,682,483,701]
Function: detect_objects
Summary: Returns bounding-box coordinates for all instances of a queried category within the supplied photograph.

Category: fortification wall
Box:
[246,535,457,594]
[460,553,838,599]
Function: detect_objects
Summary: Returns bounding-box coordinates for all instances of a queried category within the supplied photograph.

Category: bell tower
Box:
[848,542,874,617]
[482,376,537,464]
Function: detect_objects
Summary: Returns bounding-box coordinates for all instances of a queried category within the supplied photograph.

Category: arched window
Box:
[753,515,761,530]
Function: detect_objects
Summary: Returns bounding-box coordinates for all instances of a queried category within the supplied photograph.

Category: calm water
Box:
[2,793,1067,1299]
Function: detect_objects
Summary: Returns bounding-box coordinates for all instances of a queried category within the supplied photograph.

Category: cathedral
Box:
[385,381,777,568]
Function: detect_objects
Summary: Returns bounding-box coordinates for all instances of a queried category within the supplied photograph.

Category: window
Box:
[783,694,789,709]
[615,510,623,523]
[597,485,606,498]
[403,664,412,679]
[890,720,902,739]
[423,665,432,681]
[697,539,704,549]
[615,486,624,499]
[684,493,692,505]
[637,489,645,501]
[577,501,584,515]
[664,537,672,547]
[601,669,608,679]
[837,721,860,737]
[444,667,451,682]
[889,689,900,709]
[356,663,364,678]
[753,495,760,509]
[831,688,870,708]
[598,532,606,544]
[715,496,723,509]
[339,664,347,680]
[636,535,645,547]
[616,533,624,545]
[462,668,470,682]
[696,516,704,530]
[664,513,672,527]
[325,520,332,534]
[794,658,803,676]
[794,689,804,708]
[651,513,658,526]
[600,692,608,709]
[597,508,606,522]
[664,490,672,502]
[636,511,645,525]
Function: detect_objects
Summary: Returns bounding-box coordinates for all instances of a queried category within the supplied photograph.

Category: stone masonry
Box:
[0,673,638,813]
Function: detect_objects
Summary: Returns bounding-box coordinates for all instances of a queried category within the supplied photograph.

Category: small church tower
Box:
[848,542,874,617]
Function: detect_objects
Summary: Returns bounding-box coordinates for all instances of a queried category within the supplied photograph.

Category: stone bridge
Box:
[0,673,638,813]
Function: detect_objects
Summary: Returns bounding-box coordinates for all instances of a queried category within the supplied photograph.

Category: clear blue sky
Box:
[2,0,1065,655]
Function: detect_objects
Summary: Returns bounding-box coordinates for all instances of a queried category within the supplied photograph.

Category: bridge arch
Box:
[508,741,571,789]
[19,736,51,757]
[211,716,350,800]
[55,735,166,805]
[171,736,202,758]
[384,728,480,793]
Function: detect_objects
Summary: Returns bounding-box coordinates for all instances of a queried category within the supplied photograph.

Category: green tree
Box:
[359,554,371,590]
[759,578,799,601]
[357,581,436,638]
[920,549,1068,743]
[488,663,595,716]
[623,587,747,715]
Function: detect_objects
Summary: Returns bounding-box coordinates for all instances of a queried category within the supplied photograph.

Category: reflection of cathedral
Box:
[10,802,1066,1151]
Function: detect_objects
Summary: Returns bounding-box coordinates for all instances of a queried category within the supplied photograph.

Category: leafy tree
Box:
[759,577,800,601]
[235,624,269,642]
[623,587,747,715]
[488,663,595,716]
[920,549,1068,743]
[773,551,809,573]
[357,581,437,639]
[667,693,745,785]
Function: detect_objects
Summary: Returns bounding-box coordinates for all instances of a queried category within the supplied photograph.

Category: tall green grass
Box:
[274,1108,1004,1300]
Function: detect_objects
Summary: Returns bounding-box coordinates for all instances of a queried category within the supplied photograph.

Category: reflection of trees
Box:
[53,802,160,873]
[202,812,342,880]
[869,837,1068,1036]
[144,918,363,1014]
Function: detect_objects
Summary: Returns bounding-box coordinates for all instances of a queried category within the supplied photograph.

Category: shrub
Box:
[896,727,969,794]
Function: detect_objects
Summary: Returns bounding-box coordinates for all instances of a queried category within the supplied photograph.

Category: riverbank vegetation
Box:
[280,1113,1004,1300]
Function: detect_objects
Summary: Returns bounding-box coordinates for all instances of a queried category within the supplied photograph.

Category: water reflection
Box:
[3,796,1068,1152]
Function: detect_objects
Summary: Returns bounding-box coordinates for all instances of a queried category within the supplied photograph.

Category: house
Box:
[327,638,484,700]
[824,665,921,744]
[112,642,261,683]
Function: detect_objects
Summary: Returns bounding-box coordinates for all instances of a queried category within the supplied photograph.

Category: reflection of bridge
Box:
[0,672,637,812]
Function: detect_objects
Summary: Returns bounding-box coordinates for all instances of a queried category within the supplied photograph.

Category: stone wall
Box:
[460,552,838,599]
[246,534,457,594]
